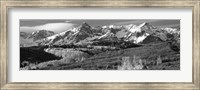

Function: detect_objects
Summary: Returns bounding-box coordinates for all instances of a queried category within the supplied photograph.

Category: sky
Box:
[20,19,180,33]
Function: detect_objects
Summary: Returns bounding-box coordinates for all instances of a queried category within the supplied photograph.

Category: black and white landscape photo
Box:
[20,19,180,70]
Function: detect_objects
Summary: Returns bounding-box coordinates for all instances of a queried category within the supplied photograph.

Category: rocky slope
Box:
[28,30,55,41]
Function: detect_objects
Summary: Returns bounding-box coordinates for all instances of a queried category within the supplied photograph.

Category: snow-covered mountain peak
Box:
[128,24,142,33]
[80,22,91,28]
[161,27,177,32]
[124,23,151,33]
[160,27,180,35]
[46,31,66,40]
[102,25,107,29]
[101,25,114,29]
[102,25,122,29]
[109,25,114,28]
[98,30,114,39]
[28,30,54,41]
[139,22,149,28]
[36,22,179,45]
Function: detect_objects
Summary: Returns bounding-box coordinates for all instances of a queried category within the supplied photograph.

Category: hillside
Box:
[20,42,180,70]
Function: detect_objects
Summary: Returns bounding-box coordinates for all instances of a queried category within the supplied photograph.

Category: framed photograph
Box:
[1,0,199,90]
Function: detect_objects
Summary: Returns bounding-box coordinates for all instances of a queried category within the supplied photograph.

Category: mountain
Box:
[28,30,55,41]
[151,27,180,42]
[45,22,179,45]
[141,35,163,44]
[20,32,31,39]
[20,22,180,47]
[161,27,180,34]
[20,32,34,47]
[91,22,153,43]
[20,30,55,47]
[66,22,94,44]
[118,22,159,43]
[41,22,93,45]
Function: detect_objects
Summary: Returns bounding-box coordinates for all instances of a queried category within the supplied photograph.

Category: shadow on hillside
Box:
[20,46,62,67]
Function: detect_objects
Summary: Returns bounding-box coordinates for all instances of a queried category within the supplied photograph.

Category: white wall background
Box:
[8,8,192,82]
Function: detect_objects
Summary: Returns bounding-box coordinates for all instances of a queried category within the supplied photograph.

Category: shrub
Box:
[156,56,162,65]
[118,56,134,70]
[117,56,145,70]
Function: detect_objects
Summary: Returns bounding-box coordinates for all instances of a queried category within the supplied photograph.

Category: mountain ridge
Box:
[20,22,180,47]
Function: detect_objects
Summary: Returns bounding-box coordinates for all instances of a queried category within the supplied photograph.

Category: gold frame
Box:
[0,0,199,90]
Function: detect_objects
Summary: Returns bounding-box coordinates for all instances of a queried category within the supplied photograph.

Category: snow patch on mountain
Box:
[125,22,150,33]
[134,33,150,43]
[161,27,179,34]
[98,30,115,39]
[28,30,54,41]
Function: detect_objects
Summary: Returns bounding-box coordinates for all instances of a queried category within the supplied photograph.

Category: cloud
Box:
[20,23,75,33]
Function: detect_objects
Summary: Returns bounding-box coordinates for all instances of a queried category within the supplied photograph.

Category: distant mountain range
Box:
[20,22,180,47]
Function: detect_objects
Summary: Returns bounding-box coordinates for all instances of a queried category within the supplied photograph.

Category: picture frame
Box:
[0,0,199,90]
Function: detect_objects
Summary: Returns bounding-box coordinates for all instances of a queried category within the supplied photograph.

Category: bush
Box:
[117,56,145,70]
[156,56,162,65]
